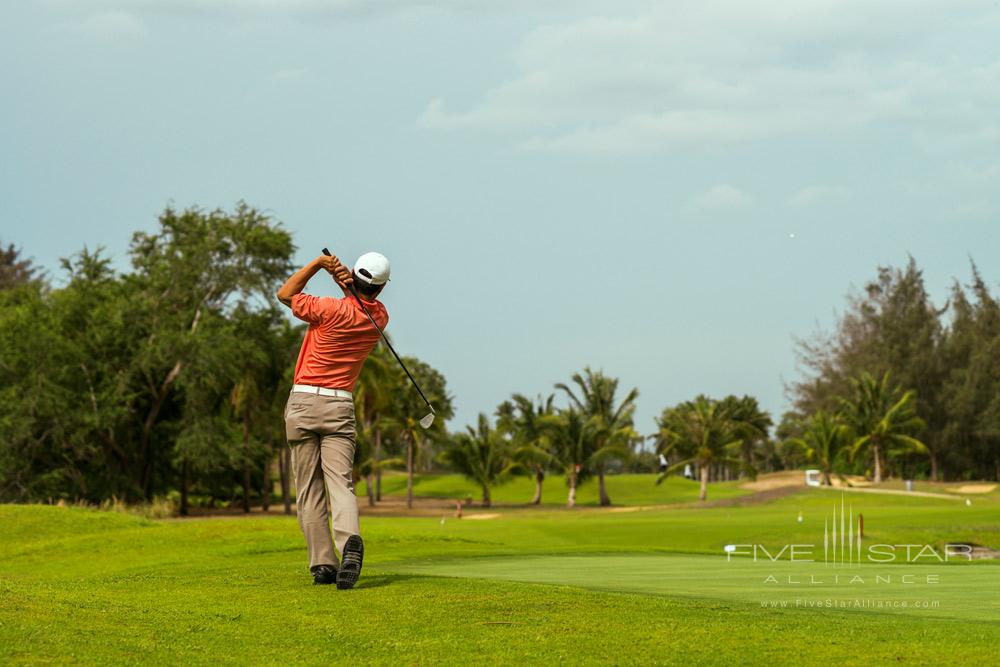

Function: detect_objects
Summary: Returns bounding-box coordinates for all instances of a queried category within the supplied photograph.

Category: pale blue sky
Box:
[2,1,998,433]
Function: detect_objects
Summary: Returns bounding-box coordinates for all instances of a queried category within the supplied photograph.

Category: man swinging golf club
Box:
[276,250,390,588]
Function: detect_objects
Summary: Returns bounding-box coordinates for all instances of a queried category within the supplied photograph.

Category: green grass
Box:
[2,482,998,665]
[370,472,751,506]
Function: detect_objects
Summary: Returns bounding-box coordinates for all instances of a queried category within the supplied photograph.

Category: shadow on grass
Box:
[355,573,423,590]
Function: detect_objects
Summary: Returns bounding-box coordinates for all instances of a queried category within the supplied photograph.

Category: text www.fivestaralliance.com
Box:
[761,599,941,610]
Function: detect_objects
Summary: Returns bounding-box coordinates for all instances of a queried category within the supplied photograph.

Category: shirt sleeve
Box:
[291,294,336,325]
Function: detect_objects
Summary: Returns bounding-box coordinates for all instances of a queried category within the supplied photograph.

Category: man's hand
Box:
[318,253,353,289]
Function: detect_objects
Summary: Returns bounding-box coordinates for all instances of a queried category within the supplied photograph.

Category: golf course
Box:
[5,3,1000,665]
[2,476,997,665]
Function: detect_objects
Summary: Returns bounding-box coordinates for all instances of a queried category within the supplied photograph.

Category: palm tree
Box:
[653,395,741,501]
[442,414,514,507]
[787,411,849,485]
[498,394,555,504]
[841,372,926,483]
[721,395,772,480]
[382,356,453,509]
[354,342,398,503]
[556,368,639,506]
[538,408,599,508]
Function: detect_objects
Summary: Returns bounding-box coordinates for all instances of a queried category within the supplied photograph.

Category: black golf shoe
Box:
[310,564,338,585]
[336,535,364,590]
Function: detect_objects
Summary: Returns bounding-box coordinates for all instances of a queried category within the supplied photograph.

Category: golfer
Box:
[276,250,390,588]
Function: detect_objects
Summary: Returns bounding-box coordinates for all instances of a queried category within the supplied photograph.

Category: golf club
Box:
[322,248,436,429]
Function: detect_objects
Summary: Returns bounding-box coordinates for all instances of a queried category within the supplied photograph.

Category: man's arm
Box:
[276,254,353,307]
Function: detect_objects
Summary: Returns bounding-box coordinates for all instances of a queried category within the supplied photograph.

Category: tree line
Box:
[2,209,996,513]
[783,258,1000,483]
[0,205,453,513]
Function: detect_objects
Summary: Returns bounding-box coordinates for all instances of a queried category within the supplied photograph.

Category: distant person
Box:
[658,454,668,473]
[683,464,694,480]
[276,249,391,588]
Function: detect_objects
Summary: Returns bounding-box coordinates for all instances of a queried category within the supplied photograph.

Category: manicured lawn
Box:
[1,483,998,665]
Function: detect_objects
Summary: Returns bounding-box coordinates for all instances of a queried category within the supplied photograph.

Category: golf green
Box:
[396,553,998,621]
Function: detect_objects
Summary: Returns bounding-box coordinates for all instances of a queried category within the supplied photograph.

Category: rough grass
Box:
[1,483,998,665]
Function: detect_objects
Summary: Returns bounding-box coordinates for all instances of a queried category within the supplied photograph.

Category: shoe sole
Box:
[337,535,364,590]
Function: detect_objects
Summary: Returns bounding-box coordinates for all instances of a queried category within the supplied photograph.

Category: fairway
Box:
[2,486,998,666]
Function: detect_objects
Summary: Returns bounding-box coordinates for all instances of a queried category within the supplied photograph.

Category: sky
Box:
[2,0,999,434]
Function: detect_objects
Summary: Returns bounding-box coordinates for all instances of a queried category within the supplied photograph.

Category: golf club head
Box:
[419,412,435,429]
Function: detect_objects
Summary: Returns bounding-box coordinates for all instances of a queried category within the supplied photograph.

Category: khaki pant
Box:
[285,392,359,569]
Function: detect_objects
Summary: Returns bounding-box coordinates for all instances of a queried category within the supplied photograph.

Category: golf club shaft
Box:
[322,248,435,416]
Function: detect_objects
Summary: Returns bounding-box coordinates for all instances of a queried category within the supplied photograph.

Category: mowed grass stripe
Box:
[394,553,1000,622]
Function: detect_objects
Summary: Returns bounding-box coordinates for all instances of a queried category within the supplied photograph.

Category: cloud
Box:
[689,185,753,212]
[74,11,146,40]
[787,185,850,207]
[272,67,307,81]
[418,0,1000,154]
[47,0,530,21]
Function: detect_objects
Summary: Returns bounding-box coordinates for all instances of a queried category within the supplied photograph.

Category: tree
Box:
[354,343,400,504]
[442,414,513,507]
[538,408,598,508]
[381,356,453,509]
[786,412,849,485]
[939,268,1000,481]
[556,368,639,506]
[653,396,741,501]
[719,395,772,480]
[127,204,293,498]
[841,372,926,483]
[497,394,555,504]
[789,259,946,478]
[0,242,42,290]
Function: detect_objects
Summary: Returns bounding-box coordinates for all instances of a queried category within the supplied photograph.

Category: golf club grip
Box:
[321,248,435,414]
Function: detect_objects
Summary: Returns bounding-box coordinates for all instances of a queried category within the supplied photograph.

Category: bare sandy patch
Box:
[947,484,997,494]
[463,513,501,520]
[739,470,804,492]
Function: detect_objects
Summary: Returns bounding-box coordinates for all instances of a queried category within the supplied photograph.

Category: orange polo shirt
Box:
[290,293,389,391]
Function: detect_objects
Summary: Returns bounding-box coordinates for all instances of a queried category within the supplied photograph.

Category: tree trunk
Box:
[929,450,939,482]
[280,445,292,515]
[482,486,491,508]
[139,360,183,497]
[374,427,382,502]
[531,467,543,505]
[822,468,832,486]
[699,464,709,501]
[241,415,251,513]
[873,442,883,484]
[406,434,414,510]
[597,467,611,506]
[180,458,190,517]
[365,474,375,507]
[262,438,272,512]
[567,469,578,509]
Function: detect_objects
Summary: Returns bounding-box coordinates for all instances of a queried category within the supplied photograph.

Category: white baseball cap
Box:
[353,252,391,285]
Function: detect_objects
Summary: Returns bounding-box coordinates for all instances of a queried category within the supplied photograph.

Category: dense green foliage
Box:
[788,259,1000,481]
[0,208,451,511]
[4,222,996,514]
